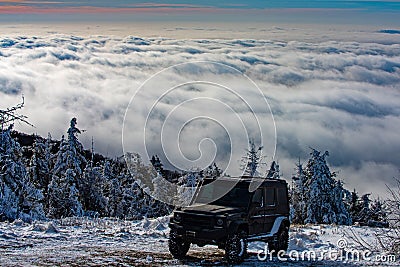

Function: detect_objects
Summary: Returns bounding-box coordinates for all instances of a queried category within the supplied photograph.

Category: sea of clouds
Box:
[1,34,399,197]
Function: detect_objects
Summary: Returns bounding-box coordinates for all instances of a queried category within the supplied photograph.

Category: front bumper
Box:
[169,222,227,244]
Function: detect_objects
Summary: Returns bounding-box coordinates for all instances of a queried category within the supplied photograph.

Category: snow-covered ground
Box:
[0,216,397,266]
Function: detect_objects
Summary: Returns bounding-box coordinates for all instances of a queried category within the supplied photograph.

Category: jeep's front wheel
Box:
[268,224,289,254]
[225,230,247,264]
[168,229,190,259]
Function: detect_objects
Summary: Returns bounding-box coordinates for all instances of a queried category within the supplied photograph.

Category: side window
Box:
[252,189,264,207]
[278,188,288,206]
[265,188,276,206]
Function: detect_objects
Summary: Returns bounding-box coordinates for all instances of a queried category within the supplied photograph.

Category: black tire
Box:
[225,230,247,264]
[168,229,190,259]
[268,224,289,255]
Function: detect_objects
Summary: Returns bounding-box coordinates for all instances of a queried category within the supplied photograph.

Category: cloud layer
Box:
[1,33,399,197]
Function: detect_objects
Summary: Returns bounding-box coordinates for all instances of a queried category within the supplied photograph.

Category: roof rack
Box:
[203,176,286,183]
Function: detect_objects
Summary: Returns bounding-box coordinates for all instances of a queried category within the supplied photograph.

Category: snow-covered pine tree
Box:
[150,155,164,174]
[125,152,154,192]
[176,170,203,207]
[347,192,386,227]
[240,139,263,177]
[290,161,307,224]
[47,166,84,218]
[123,179,144,219]
[52,118,87,177]
[0,125,45,222]
[348,189,363,223]
[81,164,108,216]
[150,154,171,204]
[103,160,124,217]
[65,168,83,217]
[120,167,168,219]
[266,161,280,179]
[104,159,140,219]
[204,163,222,178]
[107,179,124,217]
[47,118,86,218]
[0,99,45,222]
[332,180,352,225]
[304,149,351,225]
[45,133,53,167]
[112,153,171,219]
[369,198,388,226]
[27,136,52,205]
[79,138,108,216]
[152,171,176,207]
[357,193,372,223]
[304,149,335,224]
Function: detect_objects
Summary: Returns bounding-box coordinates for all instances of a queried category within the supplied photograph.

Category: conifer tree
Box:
[176,170,203,207]
[348,189,363,222]
[111,153,172,219]
[240,139,263,177]
[48,118,86,218]
[369,198,388,224]
[125,152,155,192]
[1,100,44,222]
[290,161,307,224]
[266,161,280,179]
[150,155,164,174]
[303,149,351,225]
[81,164,108,216]
[80,138,108,216]
[332,180,352,225]
[103,160,124,217]
[0,125,45,221]
[204,163,222,178]
[27,136,52,202]
[357,193,372,223]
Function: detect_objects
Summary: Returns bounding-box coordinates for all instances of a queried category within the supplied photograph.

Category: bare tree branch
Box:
[1,96,34,130]
[374,178,400,254]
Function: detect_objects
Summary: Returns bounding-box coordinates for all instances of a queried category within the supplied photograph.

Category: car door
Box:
[264,187,277,233]
[248,188,265,235]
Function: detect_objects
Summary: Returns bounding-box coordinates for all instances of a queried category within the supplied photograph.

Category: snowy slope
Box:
[0,217,397,266]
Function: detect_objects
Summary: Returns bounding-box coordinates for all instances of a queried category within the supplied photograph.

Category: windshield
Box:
[194,181,251,208]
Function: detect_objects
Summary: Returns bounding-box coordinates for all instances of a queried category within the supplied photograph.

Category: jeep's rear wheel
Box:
[225,230,247,264]
[168,229,190,259]
[268,224,289,254]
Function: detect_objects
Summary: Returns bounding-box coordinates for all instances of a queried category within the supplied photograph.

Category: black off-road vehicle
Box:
[168,176,290,263]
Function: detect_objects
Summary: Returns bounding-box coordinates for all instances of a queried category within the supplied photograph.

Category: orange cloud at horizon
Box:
[0,4,358,15]
[0,0,64,3]
[128,2,213,8]
[0,5,218,14]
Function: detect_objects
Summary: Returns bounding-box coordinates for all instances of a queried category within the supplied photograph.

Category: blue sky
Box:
[1,0,399,9]
[0,0,399,24]
[1,0,399,12]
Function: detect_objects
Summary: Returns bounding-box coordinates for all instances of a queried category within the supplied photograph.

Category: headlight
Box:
[174,213,182,222]
[216,218,224,226]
